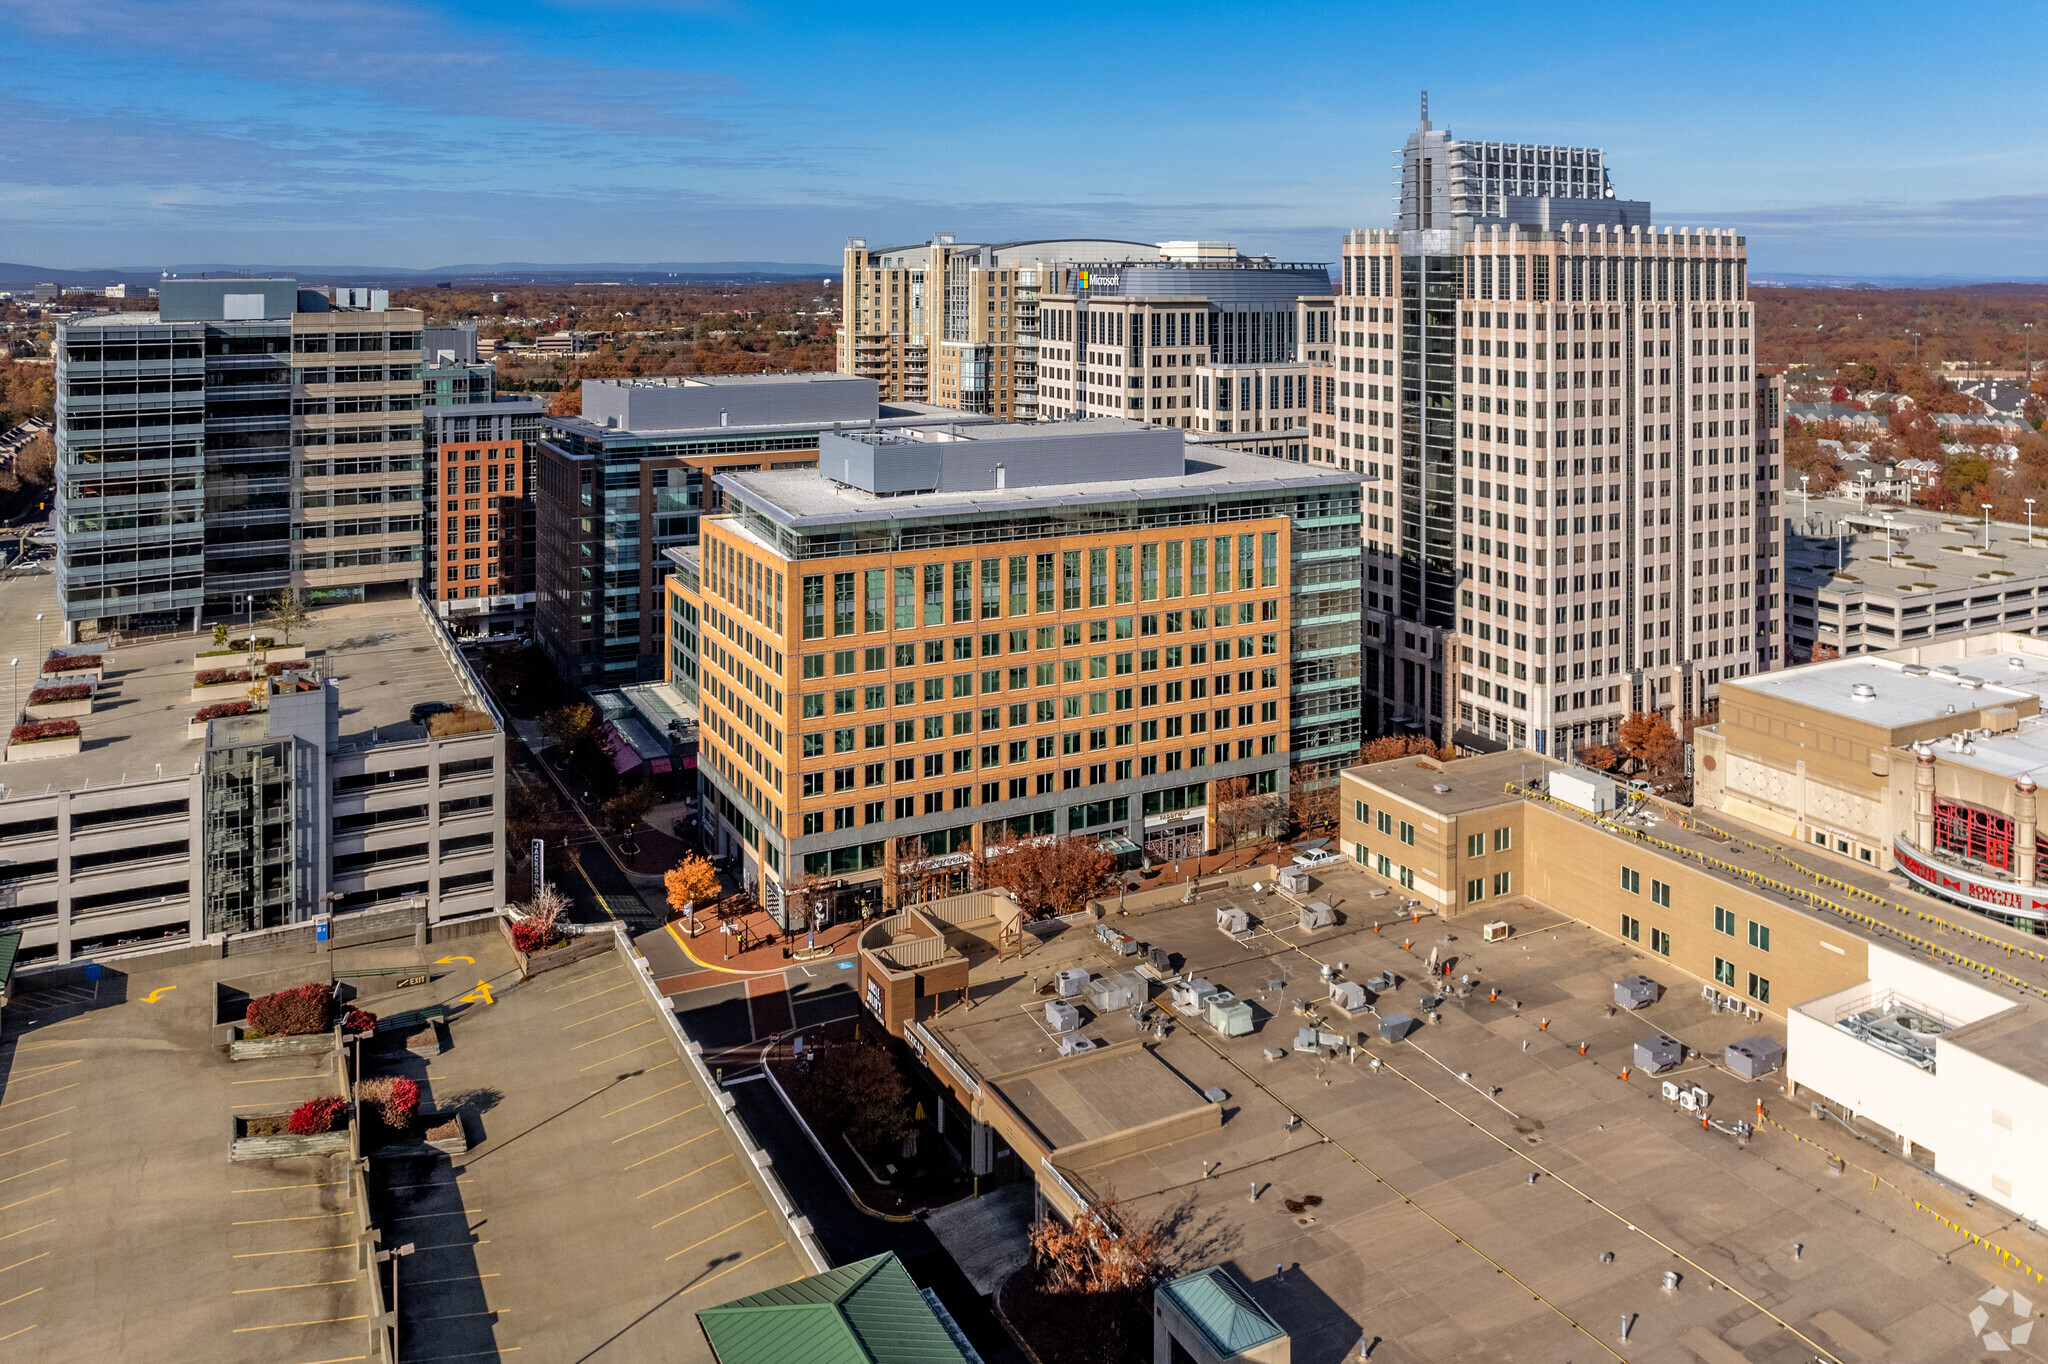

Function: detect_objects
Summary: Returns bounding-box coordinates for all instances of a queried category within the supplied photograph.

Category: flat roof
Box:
[0,573,492,791]
[902,865,2030,1362]
[542,403,982,445]
[721,446,1364,529]
[1346,749,1560,817]
[1723,654,2037,729]
[590,372,866,389]
[1944,1002,2048,1086]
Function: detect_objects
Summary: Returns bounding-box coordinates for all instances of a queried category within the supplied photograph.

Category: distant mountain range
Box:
[1754,272,2048,291]
[0,260,840,289]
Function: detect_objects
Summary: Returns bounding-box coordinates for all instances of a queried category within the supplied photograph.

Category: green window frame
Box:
[1493,827,1512,851]
[1748,921,1771,952]
[1620,866,1640,894]
[1650,928,1671,956]
[1714,907,1736,936]
[1650,879,1671,908]
[1747,973,1771,1004]
[1714,957,1737,987]
[1466,832,1485,858]
[1619,913,1639,942]
[1399,821,1415,846]
[1467,878,1486,903]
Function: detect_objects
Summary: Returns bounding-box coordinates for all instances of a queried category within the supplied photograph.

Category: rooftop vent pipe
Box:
[1851,683,1876,701]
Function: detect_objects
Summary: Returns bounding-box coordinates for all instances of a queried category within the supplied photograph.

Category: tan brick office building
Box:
[666,420,1362,925]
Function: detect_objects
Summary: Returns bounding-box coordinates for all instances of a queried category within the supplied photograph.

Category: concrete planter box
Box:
[5,735,81,763]
[23,698,92,720]
[424,1113,469,1156]
[191,679,264,704]
[196,645,304,669]
[230,1113,353,1162]
[226,1025,343,1061]
[501,916,615,979]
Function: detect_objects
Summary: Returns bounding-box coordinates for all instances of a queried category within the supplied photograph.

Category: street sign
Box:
[531,838,545,900]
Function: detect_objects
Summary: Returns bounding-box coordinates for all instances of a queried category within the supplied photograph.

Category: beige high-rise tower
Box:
[1332,100,1781,759]
[838,236,1165,420]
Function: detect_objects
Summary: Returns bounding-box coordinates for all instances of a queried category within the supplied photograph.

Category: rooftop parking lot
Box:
[0,924,799,1363]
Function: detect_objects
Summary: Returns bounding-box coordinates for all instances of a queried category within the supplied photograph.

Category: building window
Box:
[1493,827,1512,851]
[1620,866,1640,894]
[1466,832,1485,858]
[1747,973,1771,1004]
[1399,821,1415,846]
[1467,877,1485,903]
[1714,907,1736,936]
[1492,871,1511,896]
[1650,879,1671,908]
[1748,921,1771,952]
[1620,913,1639,942]
[1650,929,1671,956]
[1714,957,1737,987]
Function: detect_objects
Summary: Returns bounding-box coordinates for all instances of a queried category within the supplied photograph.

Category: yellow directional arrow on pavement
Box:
[435,956,476,965]
[142,986,177,1003]
[459,980,495,1006]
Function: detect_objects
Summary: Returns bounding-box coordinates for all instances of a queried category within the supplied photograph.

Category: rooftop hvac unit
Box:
[1634,1034,1683,1074]
[1146,944,1173,975]
[1058,1033,1097,1057]
[1172,978,1221,1015]
[1054,967,1090,998]
[1378,1013,1416,1043]
[1614,975,1661,1010]
[1210,998,1255,1037]
[1216,906,1250,935]
[1045,1000,1081,1033]
[1482,921,1512,943]
[1295,1026,1323,1053]
[1086,971,1142,1012]
[1328,980,1369,1013]
[1299,901,1334,931]
[1725,1036,1786,1080]
[1277,867,1310,893]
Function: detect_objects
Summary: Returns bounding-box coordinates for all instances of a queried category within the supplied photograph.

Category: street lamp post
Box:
[375,1241,417,1362]
[1983,504,1995,552]
[1883,513,1896,567]
[7,658,15,730]
[1800,474,1811,524]
[33,613,42,666]
[2028,498,2037,545]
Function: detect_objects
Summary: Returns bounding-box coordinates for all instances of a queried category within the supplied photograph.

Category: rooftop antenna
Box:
[1420,90,1430,131]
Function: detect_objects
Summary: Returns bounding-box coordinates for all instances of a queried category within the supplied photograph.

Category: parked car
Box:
[410,700,456,726]
[1293,848,1342,870]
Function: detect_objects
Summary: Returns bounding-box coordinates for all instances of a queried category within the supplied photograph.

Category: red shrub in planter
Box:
[358,1076,421,1128]
[10,720,80,744]
[194,668,253,686]
[288,1095,347,1135]
[27,684,90,705]
[41,654,102,675]
[264,660,311,676]
[342,1008,378,1036]
[194,701,256,722]
[510,919,562,954]
[245,982,335,1037]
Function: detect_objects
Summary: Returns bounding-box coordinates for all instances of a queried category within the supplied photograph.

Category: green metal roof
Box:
[0,932,19,1007]
[697,1252,975,1364]
[1159,1266,1286,1358]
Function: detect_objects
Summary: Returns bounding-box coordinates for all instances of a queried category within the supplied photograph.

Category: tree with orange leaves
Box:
[664,854,720,917]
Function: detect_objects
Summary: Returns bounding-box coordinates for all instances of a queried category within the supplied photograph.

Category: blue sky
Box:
[5,0,2047,278]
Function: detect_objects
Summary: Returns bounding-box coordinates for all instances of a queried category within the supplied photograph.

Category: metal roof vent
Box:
[1432,783,1451,793]
[1850,683,1877,701]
